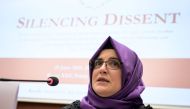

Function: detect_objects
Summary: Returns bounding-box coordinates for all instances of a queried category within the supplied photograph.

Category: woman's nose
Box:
[100,62,107,68]
[99,63,108,73]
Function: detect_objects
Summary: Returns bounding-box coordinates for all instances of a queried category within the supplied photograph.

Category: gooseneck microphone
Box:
[0,76,59,86]
[47,76,59,86]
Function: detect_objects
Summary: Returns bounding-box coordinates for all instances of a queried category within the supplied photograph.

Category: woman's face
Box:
[92,49,122,97]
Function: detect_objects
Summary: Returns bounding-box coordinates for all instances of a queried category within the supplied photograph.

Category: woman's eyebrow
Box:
[96,57,119,60]
[109,57,119,60]
[96,58,103,60]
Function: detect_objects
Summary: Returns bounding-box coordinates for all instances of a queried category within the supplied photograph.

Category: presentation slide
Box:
[0,0,190,106]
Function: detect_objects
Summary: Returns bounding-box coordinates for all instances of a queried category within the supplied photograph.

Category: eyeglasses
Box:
[93,58,122,70]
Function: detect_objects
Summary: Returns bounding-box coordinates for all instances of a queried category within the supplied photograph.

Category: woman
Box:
[62,36,152,109]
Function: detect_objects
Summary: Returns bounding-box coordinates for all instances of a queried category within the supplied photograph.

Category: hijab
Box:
[80,36,145,109]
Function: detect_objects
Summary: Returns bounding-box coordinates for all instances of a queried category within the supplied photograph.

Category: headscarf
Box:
[80,36,145,109]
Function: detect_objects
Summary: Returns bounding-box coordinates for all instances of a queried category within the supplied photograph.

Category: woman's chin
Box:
[93,87,110,97]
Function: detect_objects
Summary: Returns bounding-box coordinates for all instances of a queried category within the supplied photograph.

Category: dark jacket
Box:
[61,100,153,109]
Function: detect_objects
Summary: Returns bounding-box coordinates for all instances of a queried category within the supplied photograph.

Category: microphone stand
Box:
[0,78,48,82]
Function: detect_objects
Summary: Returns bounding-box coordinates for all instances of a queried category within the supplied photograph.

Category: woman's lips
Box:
[97,77,109,82]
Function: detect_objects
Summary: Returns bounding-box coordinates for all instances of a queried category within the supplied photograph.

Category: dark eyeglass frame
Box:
[93,58,122,70]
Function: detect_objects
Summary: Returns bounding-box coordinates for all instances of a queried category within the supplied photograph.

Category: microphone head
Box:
[47,77,59,86]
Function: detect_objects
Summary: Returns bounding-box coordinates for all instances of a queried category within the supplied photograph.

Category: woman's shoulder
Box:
[61,100,80,109]
[61,100,153,109]
[137,104,153,109]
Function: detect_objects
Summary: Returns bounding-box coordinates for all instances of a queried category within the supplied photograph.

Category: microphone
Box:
[47,76,59,86]
[0,76,59,86]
